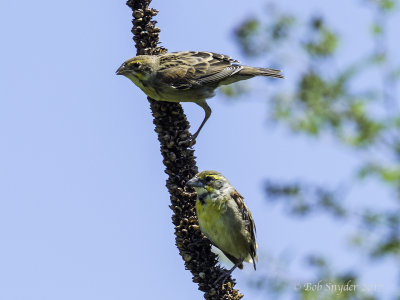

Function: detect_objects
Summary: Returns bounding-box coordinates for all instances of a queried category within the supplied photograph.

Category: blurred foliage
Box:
[366,0,397,11]
[249,254,379,299]
[265,180,347,217]
[303,17,338,57]
[218,82,249,99]
[297,256,372,300]
[235,14,295,57]
[232,0,400,299]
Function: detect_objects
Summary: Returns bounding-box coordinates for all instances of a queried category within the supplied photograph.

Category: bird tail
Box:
[257,67,284,78]
[241,66,284,79]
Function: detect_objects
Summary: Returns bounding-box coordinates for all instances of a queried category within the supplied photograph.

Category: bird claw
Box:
[177,135,196,147]
[188,137,197,147]
[215,271,232,285]
[177,138,195,147]
[214,259,243,284]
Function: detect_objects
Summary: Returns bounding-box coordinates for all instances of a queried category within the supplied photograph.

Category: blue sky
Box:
[1,0,399,299]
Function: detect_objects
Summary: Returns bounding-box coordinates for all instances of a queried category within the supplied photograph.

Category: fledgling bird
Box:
[186,170,257,279]
[116,51,283,143]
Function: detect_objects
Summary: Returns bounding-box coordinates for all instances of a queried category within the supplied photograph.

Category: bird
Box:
[116,51,283,143]
[186,170,257,280]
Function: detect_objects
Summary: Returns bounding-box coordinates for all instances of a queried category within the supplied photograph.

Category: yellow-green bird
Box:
[187,170,257,277]
[116,51,283,143]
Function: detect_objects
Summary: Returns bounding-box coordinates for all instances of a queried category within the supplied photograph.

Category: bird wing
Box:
[231,190,258,270]
[157,51,243,89]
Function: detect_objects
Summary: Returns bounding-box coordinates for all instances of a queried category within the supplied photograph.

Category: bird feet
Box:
[188,137,197,147]
[214,259,244,284]
[177,134,197,147]
[177,137,195,147]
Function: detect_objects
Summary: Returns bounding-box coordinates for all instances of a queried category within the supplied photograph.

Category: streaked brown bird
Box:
[117,51,283,143]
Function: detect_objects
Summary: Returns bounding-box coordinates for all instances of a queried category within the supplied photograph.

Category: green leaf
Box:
[371,23,382,35]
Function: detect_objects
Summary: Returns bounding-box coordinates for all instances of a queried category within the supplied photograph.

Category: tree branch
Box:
[124,0,243,299]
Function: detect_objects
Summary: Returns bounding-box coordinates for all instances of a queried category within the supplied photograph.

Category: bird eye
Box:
[132,62,140,68]
[205,176,213,182]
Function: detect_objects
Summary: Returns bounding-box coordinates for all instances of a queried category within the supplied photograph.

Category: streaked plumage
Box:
[187,170,257,273]
[116,51,283,143]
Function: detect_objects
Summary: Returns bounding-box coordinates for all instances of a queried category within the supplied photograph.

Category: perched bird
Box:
[187,170,257,279]
[116,51,283,143]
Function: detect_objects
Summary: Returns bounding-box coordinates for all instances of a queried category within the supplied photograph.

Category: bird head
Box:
[116,56,156,82]
[187,171,229,195]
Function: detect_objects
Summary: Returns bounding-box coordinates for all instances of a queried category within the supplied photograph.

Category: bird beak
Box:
[186,178,203,188]
[116,64,125,75]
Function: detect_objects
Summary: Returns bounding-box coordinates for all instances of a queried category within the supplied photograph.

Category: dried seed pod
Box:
[162,134,171,141]
[209,289,217,296]
[133,10,144,18]
[159,47,168,54]
[171,110,180,116]
[150,9,159,16]
[168,152,176,162]
[179,132,188,139]
[145,23,154,30]
[183,253,192,262]
[190,225,200,231]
